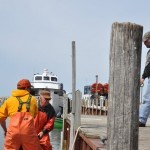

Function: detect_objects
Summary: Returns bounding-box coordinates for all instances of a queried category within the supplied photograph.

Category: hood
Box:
[12,89,30,97]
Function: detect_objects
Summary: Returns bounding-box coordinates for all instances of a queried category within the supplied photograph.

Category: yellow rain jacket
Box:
[0,89,38,121]
[0,89,41,150]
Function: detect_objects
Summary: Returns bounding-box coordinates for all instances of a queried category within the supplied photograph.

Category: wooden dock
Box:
[63,115,150,150]
[66,23,144,150]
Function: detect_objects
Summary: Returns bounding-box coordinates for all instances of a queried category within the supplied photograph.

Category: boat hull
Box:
[54,118,63,129]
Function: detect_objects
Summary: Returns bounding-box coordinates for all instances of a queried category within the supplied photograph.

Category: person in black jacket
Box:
[34,90,55,150]
[139,31,150,127]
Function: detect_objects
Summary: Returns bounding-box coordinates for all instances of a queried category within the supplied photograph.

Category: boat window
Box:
[44,76,50,80]
[51,77,57,82]
[35,76,42,80]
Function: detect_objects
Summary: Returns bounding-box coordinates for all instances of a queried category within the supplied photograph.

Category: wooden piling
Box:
[95,75,98,115]
[62,94,69,150]
[74,90,81,130]
[69,41,76,150]
[108,22,143,150]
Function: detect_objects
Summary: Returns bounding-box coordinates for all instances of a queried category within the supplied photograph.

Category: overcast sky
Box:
[0,1,149,96]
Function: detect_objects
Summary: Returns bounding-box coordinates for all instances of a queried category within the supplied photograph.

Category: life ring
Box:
[103,83,109,94]
[91,83,103,94]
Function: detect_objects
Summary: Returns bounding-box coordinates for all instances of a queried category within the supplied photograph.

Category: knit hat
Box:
[17,79,32,89]
[143,31,150,42]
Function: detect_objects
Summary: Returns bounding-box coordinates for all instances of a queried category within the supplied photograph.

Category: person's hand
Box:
[38,131,44,139]
[140,78,145,86]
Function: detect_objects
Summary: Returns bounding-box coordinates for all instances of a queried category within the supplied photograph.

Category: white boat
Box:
[31,69,65,115]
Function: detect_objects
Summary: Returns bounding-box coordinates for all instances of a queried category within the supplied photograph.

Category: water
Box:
[0,127,4,149]
[50,129,62,150]
[0,128,62,150]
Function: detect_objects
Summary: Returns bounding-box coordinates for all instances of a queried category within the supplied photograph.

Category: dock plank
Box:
[139,123,150,150]
[68,115,150,150]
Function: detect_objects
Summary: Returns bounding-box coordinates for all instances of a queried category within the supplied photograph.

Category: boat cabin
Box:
[31,69,63,96]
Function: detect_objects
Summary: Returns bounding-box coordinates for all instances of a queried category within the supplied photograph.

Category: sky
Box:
[0,0,149,96]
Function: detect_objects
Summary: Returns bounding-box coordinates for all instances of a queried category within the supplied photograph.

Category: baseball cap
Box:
[17,79,32,89]
[40,90,51,100]
[143,31,150,42]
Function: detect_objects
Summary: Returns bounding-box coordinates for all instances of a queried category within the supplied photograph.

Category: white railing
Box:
[81,96,108,115]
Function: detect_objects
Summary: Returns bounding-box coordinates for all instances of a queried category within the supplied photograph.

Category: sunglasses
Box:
[45,98,50,101]
[39,96,50,101]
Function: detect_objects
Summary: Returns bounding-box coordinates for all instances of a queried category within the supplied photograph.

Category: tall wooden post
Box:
[69,41,76,150]
[62,94,68,150]
[74,90,81,130]
[95,75,98,115]
[108,22,143,150]
[72,41,76,114]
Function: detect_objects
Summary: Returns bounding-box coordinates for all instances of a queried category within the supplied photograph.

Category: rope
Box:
[70,125,103,150]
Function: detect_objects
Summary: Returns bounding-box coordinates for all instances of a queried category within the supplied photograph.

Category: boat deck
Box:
[64,115,150,150]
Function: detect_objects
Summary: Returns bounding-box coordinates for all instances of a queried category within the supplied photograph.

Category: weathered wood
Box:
[72,41,76,114]
[74,90,81,130]
[69,41,76,150]
[64,115,150,150]
[108,22,143,150]
[62,94,69,150]
[63,94,69,119]
[95,75,99,115]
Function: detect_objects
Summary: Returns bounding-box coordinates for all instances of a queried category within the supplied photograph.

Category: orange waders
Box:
[4,95,41,150]
[34,111,53,150]
[39,134,52,150]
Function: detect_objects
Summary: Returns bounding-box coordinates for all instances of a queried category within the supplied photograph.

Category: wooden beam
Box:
[108,22,143,150]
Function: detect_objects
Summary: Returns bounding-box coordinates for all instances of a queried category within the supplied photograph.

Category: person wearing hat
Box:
[139,31,150,127]
[34,90,55,150]
[0,79,41,150]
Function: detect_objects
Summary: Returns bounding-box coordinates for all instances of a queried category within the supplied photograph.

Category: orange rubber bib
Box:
[4,112,41,150]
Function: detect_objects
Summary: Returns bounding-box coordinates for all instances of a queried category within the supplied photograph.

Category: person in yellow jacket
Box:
[0,79,41,150]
